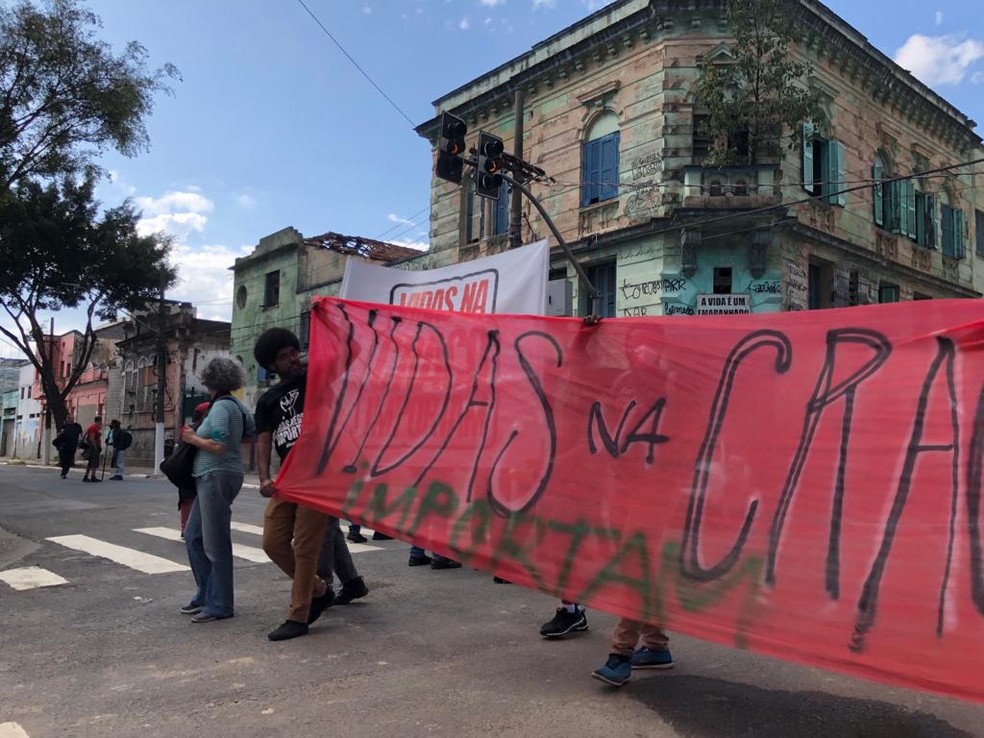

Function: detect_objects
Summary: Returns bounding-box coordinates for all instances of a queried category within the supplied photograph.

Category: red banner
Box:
[277,297,984,702]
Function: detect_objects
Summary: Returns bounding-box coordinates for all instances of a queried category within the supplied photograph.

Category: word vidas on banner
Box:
[391,269,496,314]
[277,297,984,703]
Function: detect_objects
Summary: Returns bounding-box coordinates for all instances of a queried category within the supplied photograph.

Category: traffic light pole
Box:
[500,171,602,316]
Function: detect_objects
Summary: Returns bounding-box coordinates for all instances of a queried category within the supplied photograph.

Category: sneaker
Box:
[631,646,674,670]
[347,531,368,543]
[268,620,309,641]
[190,611,232,623]
[60,474,67,479]
[335,576,369,605]
[408,554,432,567]
[540,607,589,638]
[493,576,511,584]
[431,558,462,570]
[592,654,632,686]
[307,588,335,624]
[89,478,101,483]
[110,475,123,481]
[179,603,202,615]
[82,478,90,483]
[371,531,392,541]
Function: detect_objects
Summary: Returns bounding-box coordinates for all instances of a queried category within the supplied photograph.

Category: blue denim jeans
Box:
[184,471,244,617]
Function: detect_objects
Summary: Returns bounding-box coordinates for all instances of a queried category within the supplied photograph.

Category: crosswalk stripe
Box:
[134,527,269,563]
[46,534,189,574]
[0,566,68,591]
[0,722,30,738]
[230,522,264,536]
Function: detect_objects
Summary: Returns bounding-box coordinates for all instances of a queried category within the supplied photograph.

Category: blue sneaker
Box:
[631,647,674,670]
[592,653,632,686]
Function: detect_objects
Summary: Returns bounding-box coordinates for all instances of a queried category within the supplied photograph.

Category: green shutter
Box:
[828,141,846,206]
[955,209,966,258]
[905,182,917,239]
[924,195,936,248]
[872,163,884,226]
[915,192,925,246]
[802,123,815,194]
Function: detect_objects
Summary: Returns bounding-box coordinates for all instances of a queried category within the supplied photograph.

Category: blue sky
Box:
[2,0,983,359]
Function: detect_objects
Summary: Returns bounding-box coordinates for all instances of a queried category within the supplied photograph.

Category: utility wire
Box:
[295,0,417,129]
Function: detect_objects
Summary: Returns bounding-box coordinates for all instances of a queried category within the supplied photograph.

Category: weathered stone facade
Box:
[417,0,983,318]
[230,228,423,407]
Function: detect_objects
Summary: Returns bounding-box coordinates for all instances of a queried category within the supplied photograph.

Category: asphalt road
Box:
[0,463,981,738]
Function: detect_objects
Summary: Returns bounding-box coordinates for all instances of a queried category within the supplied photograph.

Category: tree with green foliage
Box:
[0,175,176,428]
[695,0,828,166]
[0,0,180,429]
[0,0,179,191]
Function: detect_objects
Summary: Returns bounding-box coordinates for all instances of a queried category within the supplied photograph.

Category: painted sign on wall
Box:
[695,293,751,315]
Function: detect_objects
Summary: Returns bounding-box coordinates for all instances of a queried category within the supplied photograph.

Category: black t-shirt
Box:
[61,422,83,448]
[254,374,306,462]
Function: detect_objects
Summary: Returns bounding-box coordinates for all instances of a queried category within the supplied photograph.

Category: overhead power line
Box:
[294,0,417,128]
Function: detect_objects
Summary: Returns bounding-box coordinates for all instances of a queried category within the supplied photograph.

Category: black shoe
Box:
[89,478,101,483]
[347,531,368,543]
[540,607,589,638]
[408,554,432,567]
[110,475,123,480]
[371,531,392,541]
[493,576,511,584]
[335,576,369,605]
[60,474,67,479]
[268,620,309,641]
[307,588,335,624]
[431,558,462,570]
[82,477,90,483]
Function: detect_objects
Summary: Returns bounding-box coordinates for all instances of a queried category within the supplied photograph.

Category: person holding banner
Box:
[254,328,365,641]
[592,619,674,687]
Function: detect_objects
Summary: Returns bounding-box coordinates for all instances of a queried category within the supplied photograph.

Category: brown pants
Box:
[263,498,329,623]
[611,618,670,657]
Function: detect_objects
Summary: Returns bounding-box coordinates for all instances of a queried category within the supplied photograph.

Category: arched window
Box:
[581,111,620,207]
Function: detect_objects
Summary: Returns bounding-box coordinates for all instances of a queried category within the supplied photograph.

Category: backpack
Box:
[118,430,133,450]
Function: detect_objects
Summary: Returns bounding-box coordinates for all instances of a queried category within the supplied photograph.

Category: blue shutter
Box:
[581,138,601,206]
[872,162,884,226]
[802,123,815,194]
[599,131,620,202]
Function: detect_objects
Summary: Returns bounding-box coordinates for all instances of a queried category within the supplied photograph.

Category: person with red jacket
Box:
[81,416,104,483]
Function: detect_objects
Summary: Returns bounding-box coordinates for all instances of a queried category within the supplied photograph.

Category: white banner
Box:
[340,240,549,316]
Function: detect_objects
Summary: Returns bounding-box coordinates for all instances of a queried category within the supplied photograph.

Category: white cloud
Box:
[167,242,254,321]
[459,16,470,30]
[362,5,371,13]
[894,33,984,85]
[235,193,258,210]
[935,10,943,26]
[480,0,505,6]
[532,0,555,8]
[387,213,417,226]
[390,238,429,252]
[133,189,214,240]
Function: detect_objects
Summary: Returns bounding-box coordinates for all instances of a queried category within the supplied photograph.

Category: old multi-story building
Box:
[12,361,41,459]
[112,301,231,466]
[415,0,983,318]
[230,227,421,406]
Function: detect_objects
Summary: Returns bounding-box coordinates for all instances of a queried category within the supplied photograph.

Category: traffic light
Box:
[435,112,467,184]
[476,132,505,199]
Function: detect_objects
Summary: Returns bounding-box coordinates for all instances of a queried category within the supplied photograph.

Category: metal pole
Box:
[501,172,602,315]
[509,89,525,249]
[153,271,166,474]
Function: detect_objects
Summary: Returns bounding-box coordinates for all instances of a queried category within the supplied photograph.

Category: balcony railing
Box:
[681,165,782,208]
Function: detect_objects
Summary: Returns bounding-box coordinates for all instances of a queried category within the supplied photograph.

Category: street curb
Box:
[0,461,260,489]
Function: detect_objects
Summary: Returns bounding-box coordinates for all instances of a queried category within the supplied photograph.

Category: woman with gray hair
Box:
[179,357,256,623]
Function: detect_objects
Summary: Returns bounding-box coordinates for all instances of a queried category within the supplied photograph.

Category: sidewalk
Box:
[0,457,262,488]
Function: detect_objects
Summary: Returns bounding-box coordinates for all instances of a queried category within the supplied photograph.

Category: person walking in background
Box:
[180,358,255,624]
[106,419,132,481]
[176,402,210,534]
[81,416,103,483]
[54,415,83,479]
[346,524,391,543]
[253,327,357,641]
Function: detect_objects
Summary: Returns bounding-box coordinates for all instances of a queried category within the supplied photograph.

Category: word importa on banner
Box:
[276,297,984,703]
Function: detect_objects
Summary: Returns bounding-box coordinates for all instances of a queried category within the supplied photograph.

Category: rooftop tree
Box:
[695,0,828,166]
